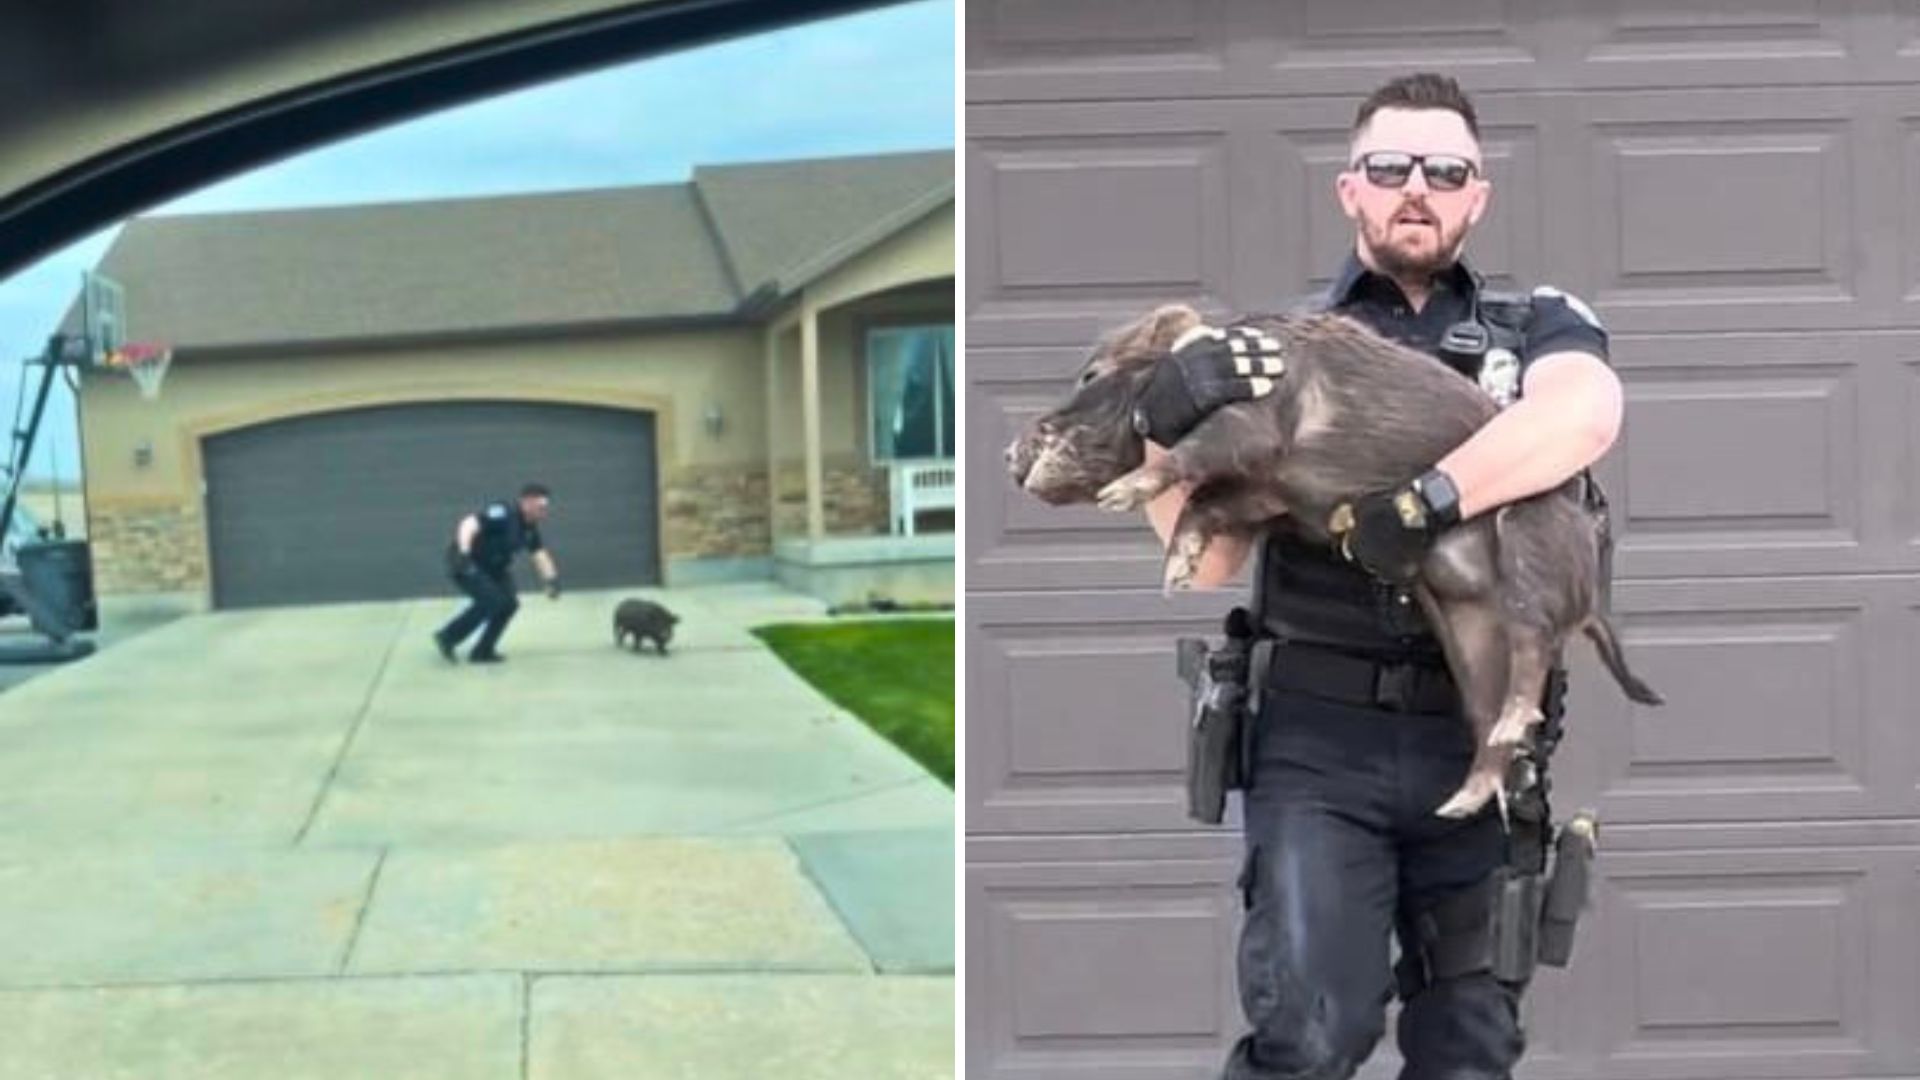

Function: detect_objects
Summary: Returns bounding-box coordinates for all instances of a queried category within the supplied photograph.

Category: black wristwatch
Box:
[1410,468,1463,530]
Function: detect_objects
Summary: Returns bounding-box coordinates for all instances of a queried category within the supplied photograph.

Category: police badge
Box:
[1479,346,1521,407]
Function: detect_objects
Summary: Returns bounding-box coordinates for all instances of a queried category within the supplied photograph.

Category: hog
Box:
[613,598,679,655]
[1005,302,1662,819]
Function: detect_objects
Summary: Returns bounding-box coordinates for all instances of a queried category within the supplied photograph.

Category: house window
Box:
[867,324,954,461]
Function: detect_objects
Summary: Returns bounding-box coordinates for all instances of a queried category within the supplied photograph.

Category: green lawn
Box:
[752,619,954,787]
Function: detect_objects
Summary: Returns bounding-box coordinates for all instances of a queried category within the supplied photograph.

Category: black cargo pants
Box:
[1222,688,1525,1080]
[437,558,520,658]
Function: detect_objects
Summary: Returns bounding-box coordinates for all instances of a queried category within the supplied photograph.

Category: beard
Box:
[1360,211,1468,281]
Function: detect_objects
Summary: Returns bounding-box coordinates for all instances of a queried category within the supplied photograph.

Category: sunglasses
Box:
[1351,151,1479,192]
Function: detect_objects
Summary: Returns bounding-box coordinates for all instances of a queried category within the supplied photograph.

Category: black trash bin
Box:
[17,539,98,637]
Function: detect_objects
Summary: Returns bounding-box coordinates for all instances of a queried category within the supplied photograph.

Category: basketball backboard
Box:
[81,270,124,364]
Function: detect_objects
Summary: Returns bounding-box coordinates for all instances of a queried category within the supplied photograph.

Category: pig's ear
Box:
[1144,303,1202,350]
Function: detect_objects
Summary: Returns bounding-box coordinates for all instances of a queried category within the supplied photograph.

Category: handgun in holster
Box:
[1175,607,1262,825]
[1490,667,1598,981]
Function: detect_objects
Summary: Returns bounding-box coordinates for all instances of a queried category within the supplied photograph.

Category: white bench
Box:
[891,459,956,536]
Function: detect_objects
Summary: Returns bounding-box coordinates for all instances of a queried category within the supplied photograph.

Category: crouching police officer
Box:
[432,482,561,664]
[1134,74,1623,1080]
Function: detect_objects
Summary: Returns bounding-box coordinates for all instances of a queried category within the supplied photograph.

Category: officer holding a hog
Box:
[1133,74,1624,1080]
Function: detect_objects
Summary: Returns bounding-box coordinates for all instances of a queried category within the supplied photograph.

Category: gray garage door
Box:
[967,5,1920,1079]
[204,400,660,609]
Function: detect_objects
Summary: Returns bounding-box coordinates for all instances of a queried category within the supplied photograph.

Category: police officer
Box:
[432,482,561,664]
[1131,74,1624,1080]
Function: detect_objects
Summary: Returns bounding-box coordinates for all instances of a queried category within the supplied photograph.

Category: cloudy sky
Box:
[0,0,954,486]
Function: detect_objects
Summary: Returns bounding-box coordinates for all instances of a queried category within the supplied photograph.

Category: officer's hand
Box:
[545,578,562,600]
[1328,470,1463,585]
[1130,324,1287,446]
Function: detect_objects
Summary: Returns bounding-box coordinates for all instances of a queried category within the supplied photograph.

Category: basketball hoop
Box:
[103,342,172,400]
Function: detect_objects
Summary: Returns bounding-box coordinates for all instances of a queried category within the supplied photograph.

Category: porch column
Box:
[801,306,825,541]
[765,321,782,543]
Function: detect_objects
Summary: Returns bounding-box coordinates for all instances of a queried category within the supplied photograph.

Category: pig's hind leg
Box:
[1417,588,1518,821]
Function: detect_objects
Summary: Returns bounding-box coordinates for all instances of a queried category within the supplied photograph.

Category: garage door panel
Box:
[1560,0,1860,91]
[1581,844,1920,1080]
[1598,332,1920,579]
[1568,88,1912,335]
[969,592,1241,835]
[964,0,1237,107]
[968,835,1242,1080]
[204,401,658,608]
[1550,576,1919,825]
[967,114,1242,352]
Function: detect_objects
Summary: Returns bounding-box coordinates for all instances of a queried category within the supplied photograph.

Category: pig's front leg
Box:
[1163,483,1288,592]
[1099,403,1289,512]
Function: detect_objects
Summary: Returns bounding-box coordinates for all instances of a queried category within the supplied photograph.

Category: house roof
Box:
[79,148,952,351]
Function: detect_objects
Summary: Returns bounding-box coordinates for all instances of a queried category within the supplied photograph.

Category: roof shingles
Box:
[87,149,951,350]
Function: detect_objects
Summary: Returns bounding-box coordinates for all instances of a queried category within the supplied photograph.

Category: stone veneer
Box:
[88,461,904,593]
[771,459,892,538]
[662,464,772,559]
[86,500,208,594]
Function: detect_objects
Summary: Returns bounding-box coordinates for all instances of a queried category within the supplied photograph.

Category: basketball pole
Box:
[0,330,98,658]
[0,332,84,550]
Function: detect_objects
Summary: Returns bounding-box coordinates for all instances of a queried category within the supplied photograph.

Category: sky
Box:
[0,0,954,488]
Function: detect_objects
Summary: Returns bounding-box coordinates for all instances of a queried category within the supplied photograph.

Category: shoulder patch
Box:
[1532,285,1604,331]
[485,503,510,520]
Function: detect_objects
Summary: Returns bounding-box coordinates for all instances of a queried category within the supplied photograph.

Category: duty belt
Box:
[1264,642,1460,715]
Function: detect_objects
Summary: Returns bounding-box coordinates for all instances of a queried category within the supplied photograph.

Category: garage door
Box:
[204,400,660,609]
[967,6,1920,1080]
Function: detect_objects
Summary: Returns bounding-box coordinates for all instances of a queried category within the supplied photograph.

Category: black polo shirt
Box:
[467,499,543,574]
[1320,253,1611,383]
[1251,255,1612,658]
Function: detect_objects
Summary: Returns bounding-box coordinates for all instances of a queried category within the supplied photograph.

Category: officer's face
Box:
[1337,107,1489,280]
[520,496,550,523]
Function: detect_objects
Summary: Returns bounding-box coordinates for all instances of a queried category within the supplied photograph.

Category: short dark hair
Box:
[1353,72,1480,142]
[520,482,551,500]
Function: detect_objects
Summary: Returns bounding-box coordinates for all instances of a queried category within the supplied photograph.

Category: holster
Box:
[1397,684,1601,997]
[1175,608,1262,825]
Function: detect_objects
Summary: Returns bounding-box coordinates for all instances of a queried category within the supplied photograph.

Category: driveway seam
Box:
[0,964,889,995]
[334,847,390,975]
[520,973,533,1080]
[783,836,881,976]
[717,773,934,833]
[293,607,411,845]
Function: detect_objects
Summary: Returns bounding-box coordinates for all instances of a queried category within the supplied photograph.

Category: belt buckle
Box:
[1373,662,1416,712]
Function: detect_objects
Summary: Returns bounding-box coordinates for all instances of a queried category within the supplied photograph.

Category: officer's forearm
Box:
[1143,442,1253,588]
[1437,352,1623,520]
[455,516,479,553]
[532,550,557,581]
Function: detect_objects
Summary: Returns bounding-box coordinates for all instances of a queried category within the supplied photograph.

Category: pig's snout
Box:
[1006,419,1055,488]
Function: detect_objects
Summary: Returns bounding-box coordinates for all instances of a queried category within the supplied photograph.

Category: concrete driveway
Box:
[0,583,954,1078]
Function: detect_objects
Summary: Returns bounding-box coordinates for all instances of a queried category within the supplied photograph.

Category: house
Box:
[69,149,954,610]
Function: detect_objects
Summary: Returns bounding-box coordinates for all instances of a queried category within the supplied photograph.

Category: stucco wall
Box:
[766,204,954,543]
[81,326,768,593]
[78,201,956,596]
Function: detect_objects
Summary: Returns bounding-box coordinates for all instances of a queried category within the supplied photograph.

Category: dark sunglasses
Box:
[1351,151,1478,192]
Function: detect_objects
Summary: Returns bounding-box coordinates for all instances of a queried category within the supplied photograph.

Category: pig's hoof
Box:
[1162,556,1196,593]
[1488,705,1544,747]
[1096,474,1161,511]
[1434,776,1500,819]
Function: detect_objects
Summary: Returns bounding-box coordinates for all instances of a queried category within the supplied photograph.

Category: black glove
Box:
[1328,469,1463,584]
[1130,324,1287,445]
[545,578,562,600]
[452,551,477,577]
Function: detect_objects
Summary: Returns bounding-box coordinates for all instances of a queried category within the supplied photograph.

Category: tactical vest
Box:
[1251,286,1542,659]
